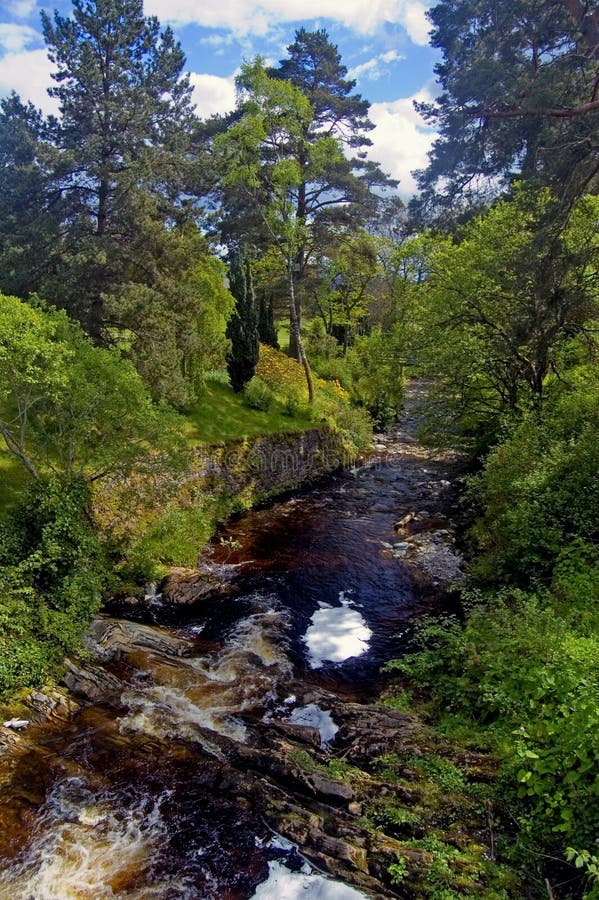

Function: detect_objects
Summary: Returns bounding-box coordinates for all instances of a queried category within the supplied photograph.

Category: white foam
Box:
[286,704,339,744]
[0,778,179,900]
[252,860,367,899]
[303,592,372,669]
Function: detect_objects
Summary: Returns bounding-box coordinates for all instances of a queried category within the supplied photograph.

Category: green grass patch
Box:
[0,447,32,519]
[182,377,312,445]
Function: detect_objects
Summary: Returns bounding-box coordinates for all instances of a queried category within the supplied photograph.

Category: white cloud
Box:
[368,87,437,197]
[198,32,235,48]
[403,2,431,45]
[0,47,57,113]
[189,71,237,118]
[380,49,401,63]
[348,47,404,81]
[0,23,39,52]
[348,57,379,79]
[5,0,38,18]
[145,0,433,44]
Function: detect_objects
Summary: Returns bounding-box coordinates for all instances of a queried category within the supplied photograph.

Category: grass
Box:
[0,445,31,519]
[182,376,312,445]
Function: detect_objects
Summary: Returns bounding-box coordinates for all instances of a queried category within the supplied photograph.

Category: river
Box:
[0,387,463,899]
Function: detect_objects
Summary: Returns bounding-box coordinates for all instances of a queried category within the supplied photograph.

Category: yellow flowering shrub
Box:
[255,343,372,451]
[256,344,308,399]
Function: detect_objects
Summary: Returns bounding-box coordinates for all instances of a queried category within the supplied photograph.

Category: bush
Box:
[243,376,273,411]
[389,589,599,854]
[346,328,405,426]
[469,373,599,585]
[303,319,339,360]
[0,477,105,698]
[256,343,307,398]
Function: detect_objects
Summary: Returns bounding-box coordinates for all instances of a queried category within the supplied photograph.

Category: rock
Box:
[161,568,232,605]
[2,719,29,730]
[394,511,417,530]
[348,801,362,816]
[307,832,369,873]
[89,618,193,658]
[62,659,124,702]
[307,773,354,802]
[273,722,322,748]
[27,689,78,721]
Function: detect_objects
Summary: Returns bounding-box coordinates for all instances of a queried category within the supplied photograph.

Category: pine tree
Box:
[268,30,395,360]
[0,94,62,299]
[412,0,599,223]
[41,0,195,339]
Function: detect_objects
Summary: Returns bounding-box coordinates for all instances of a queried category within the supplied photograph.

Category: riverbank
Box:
[93,423,354,584]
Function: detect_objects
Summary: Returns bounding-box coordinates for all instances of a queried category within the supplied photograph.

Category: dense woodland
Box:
[0,0,598,896]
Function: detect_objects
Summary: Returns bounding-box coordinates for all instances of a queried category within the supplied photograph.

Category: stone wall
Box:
[190,427,351,498]
[94,427,352,544]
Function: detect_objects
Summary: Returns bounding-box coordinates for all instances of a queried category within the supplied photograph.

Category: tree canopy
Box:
[0,294,183,482]
[413,0,599,222]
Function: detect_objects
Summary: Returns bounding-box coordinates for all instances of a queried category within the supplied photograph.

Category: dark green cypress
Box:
[257,291,279,349]
[226,250,259,392]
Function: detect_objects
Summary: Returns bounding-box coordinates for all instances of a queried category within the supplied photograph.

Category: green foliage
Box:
[566,848,599,891]
[313,231,381,353]
[391,591,599,853]
[226,249,260,393]
[411,754,466,792]
[416,190,599,442]
[388,856,409,885]
[346,327,405,426]
[0,477,105,697]
[368,800,421,832]
[243,376,273,411]
[304,319,339,362]
[256,291,279,349]
[0,294,185,481]
[395,835,513,899]
[380,688,413,712]
[39,0,196,344]
[469,370,599,583]
[414,0,599,218]
[182,375,311,444]
[111,236,234,406]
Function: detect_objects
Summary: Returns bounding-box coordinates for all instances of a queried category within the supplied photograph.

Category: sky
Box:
[0,0,440,198]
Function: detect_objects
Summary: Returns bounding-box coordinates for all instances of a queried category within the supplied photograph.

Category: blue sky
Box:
[0,0,440,197]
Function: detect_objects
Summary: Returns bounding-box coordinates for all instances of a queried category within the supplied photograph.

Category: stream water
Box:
[0,392,461,899]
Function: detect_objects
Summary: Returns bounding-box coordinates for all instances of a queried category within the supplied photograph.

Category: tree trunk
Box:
[289,176,307,362]
[288,260,314,403]
[288,291,302,361]
[89,176,109,342]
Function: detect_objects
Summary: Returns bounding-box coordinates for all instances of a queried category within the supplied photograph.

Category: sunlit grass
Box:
[182,375,312,445]
[0,444,31,519]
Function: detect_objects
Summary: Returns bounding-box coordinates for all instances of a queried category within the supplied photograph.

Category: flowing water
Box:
[0,393,461,899]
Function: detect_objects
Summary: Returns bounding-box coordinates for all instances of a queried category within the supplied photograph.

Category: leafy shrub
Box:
[389,592,599,852]
[469,374,599,585]
[0,477,105,697]
[256,343,307,398]
[281,383,303,417]
[395,835,513,898]
[346,328,405,426]
[303,319,339,360]
[243,376,273,411]
[311,354,352,388]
